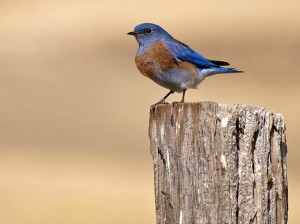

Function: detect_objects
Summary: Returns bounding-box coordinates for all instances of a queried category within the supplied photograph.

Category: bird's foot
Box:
[172,100,184,106]
[150,100,169,110]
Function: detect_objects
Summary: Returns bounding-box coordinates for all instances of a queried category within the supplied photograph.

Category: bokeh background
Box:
[0,1,299,223]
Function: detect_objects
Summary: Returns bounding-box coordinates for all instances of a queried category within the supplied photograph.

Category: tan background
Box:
[0,1,299,223]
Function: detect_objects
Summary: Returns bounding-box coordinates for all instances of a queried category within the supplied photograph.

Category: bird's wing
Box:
[165,39,229,68]
[208,60,230,66]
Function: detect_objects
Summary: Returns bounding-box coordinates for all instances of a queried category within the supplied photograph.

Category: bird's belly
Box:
[152,68,203,92]
[136,58,203,92]
[135,42,204,92]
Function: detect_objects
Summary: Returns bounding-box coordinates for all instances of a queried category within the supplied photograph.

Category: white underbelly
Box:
[150,69,204,92]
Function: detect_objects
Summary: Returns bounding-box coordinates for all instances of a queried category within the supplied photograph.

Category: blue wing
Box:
[165,39,226,69]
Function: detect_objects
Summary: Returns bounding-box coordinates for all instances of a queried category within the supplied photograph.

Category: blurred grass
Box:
[0,0,299,223]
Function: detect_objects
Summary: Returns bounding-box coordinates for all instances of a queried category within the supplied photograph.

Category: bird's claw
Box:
[150,100,169,110]
[172,101,184,106]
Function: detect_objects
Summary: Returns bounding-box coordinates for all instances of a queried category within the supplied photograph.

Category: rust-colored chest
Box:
[135,41,177,79]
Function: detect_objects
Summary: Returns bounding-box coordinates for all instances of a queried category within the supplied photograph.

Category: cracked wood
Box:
[149,102,288,224]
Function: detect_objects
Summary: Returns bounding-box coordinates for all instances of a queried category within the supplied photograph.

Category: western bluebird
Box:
[128,23,242,106]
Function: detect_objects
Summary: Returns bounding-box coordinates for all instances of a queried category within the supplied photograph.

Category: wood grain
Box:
[149,102,288,224]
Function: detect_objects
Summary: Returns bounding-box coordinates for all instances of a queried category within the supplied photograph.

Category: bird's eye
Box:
[146,29,152,34]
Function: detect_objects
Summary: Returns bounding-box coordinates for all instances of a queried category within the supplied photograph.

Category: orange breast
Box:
[135,41,177,80]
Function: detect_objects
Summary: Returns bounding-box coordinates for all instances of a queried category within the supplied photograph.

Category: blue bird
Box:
[128,23,242,106]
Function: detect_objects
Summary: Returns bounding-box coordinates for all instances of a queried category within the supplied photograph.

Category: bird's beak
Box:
[127,31,137,36]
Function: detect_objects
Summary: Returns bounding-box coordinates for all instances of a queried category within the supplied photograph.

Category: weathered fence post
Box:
[149,102,288,224]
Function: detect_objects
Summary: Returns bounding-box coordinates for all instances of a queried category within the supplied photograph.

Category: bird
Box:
[128,23,242,107]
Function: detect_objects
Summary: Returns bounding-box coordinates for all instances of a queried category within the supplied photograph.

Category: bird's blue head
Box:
[128,23,173,47]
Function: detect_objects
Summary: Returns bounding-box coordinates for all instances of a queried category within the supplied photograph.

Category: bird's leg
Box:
[172,89,186,105]
[151,90,174,109]
[159,90,175,103]
[180,89,186,103]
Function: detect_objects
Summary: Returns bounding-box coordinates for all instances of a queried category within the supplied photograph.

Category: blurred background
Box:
[0,0,299,223]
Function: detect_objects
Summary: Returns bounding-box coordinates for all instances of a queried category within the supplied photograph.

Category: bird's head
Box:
[128,23,172,47]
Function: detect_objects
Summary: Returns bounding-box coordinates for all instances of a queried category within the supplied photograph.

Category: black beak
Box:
[127,31,137,36]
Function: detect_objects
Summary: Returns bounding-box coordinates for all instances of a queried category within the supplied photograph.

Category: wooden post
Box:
[149,102,288,224]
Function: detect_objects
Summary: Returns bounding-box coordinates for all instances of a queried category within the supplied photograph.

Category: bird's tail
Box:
[201,67,243,77]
